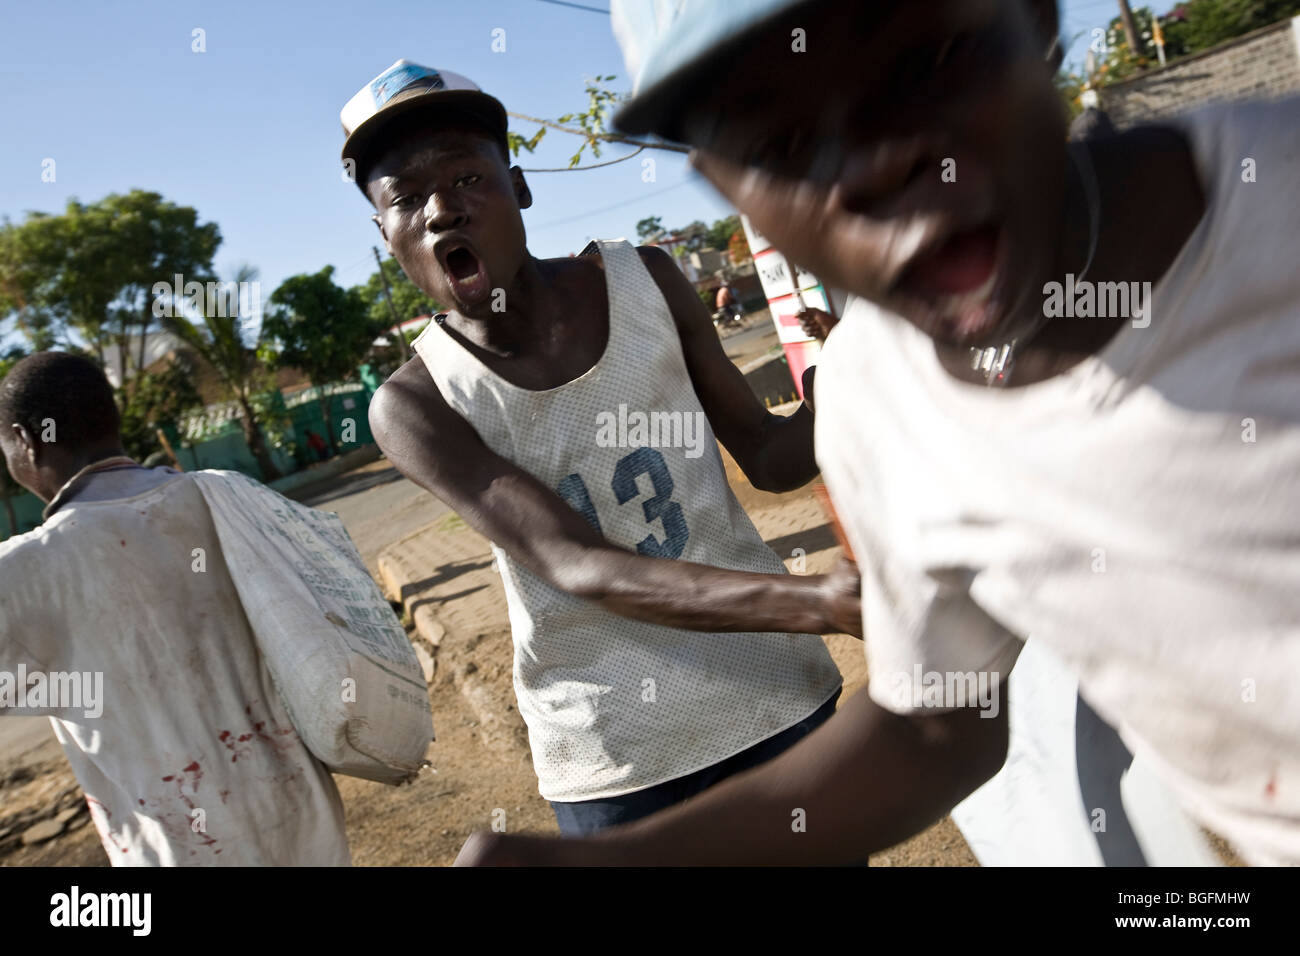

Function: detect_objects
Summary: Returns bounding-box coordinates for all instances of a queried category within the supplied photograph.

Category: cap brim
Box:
[612,0,818,142]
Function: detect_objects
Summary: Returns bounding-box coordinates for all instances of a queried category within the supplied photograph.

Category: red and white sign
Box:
[741,215,835,399]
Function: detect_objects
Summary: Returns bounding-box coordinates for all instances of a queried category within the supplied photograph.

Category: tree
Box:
[116,356,203,464]
[636,216,665,243]
[263,266,378,453]
[95,192,221,400]
[1087,1,1300,85]
[0,192,219,392]
[705,215,742,252]
[0,213,80,352]
[677,221,710,254]
[1161,0,1300,53]
[354,258,440,336]
[159,264,283,481]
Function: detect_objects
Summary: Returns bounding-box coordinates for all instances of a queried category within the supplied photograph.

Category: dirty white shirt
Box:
[0,464,350,865]
[815,98,1300,865]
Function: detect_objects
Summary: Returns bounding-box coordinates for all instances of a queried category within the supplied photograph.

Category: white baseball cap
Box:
[340,59,508,189]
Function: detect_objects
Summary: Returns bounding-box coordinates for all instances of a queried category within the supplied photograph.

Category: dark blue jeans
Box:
[550,689,842,836]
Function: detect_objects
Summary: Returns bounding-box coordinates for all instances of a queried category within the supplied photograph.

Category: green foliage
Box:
[264,266,378,386]
[506,126,547,157]
[674,221,710,254]
[0,191,219,377]
[1090,1,1300,84]
[1055,67,1089,120]
[0,346,24,381]
[160,264,263,399]
[554,75,625,167]
[248,389,297,460]
[642,216,743,257]
[1163,0,1300,51]
[353,257,441,330]
[117,357,203,462]
[636,216,665,243]
[705,216,742,252]
[264,266,379,451]
[508,75,630,169]
[160,263,282,480]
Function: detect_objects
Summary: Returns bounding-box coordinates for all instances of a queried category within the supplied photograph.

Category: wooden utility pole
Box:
[1117,0,1142,57]
[373,246,410,361]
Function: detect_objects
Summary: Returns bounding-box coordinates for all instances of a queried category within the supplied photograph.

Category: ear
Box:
[11,423,37,465]
[511,167,533,210]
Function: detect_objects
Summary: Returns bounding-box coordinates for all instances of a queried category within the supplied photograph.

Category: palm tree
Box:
[160,264,282,481]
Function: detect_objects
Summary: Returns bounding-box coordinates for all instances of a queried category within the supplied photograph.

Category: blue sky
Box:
[1,0,1120,336]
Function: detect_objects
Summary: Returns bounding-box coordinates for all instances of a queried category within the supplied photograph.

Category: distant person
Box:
[344,60,854,835]
[0,352,351,865]
[714,282,742,324]
[306,428,331,461]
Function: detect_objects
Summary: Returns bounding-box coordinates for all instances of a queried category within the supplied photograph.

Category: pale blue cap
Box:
[611,0,812,139]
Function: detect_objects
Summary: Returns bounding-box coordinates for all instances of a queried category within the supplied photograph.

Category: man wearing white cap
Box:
[344,60,857,834]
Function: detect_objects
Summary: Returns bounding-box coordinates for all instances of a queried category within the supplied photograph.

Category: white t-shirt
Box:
[0,468,350,865]
[815,97,1300,866]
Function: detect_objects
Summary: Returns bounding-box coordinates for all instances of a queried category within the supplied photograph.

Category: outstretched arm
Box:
[455,685,1009,865]
[641,246,818,493]
[369,356,860,636]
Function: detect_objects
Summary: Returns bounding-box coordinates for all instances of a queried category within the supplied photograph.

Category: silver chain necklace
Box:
[969,141,1101,386]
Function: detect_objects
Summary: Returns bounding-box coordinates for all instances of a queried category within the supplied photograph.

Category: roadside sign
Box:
[741,214,836,400]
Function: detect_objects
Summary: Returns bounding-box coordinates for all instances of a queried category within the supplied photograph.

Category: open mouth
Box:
[442,245,490,305]
[895,222,1004,340]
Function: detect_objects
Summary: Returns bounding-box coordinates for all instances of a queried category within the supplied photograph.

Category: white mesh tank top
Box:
[413,239,841,801]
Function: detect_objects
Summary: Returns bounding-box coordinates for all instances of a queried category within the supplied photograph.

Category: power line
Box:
[534,0,610,14]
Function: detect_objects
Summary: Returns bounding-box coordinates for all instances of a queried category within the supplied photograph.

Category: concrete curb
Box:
[376,514,529,753]
[271,444,382,499]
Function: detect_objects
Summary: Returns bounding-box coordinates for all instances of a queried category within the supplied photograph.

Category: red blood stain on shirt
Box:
[217,719,298,764]
[86,796,129,854]
[1265,774,1278,800]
